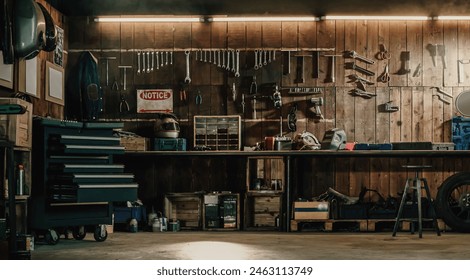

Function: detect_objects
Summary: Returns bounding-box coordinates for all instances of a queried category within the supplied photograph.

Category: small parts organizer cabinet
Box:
[30,118,138,244]
[194,115,241,151]
[244,157,285,230]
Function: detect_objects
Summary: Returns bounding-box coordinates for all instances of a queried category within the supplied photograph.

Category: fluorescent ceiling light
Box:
[95,16,320,23]
[211,16,319,22]
[322,15,431,21]
[434,16,470,20]
[94,17,201,23]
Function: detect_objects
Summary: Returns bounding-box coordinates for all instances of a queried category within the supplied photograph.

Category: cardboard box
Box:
[294,201,329,220]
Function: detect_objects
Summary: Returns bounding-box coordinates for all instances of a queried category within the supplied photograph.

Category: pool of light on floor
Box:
[176,241,253,259]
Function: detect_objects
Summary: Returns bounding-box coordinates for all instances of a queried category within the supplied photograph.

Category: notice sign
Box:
[137,89,173,113]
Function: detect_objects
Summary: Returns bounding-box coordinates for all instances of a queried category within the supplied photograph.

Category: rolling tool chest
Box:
[29,118,138,243]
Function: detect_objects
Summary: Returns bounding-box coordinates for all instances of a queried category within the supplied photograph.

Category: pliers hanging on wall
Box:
[120,93,130,113]
[250,75,258,95]
[113,80,129,113]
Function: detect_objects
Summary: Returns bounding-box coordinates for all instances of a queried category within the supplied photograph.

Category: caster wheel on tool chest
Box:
[72,226,87,240]
[45,229,60,245]
[93,225,107,242]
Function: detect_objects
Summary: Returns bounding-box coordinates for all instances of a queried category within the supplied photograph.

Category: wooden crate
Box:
[246,157,285,193]
[120,136,148,151]
[202,193,240,230]
[164,193,203,230]
[244,193,281,230]
[0,98,32,148]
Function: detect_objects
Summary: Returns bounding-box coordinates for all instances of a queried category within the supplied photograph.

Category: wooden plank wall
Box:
[69,18,470,203]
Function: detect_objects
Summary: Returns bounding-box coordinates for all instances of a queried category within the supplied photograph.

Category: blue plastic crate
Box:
[452,116,470,150]
[114,206,147,224]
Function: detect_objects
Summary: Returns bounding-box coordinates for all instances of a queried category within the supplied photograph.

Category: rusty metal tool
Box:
[458,59,470,83]
[259,49,263,68]
[345,62,375,76]
[294,56,304,83]
[217,50,221,67]
[379,65,390,83]
[283,51,290,75]
[431,87,452,104]
[350,88,377,98]
[146,51,150,73]
[413,63,422,77]
[99,56,116,86]
[438,45,447,69]
[156,51,160,70]
[142,51,146,73]
[377,44,391,60]
[137,52,141,75]
[151,51,154,72]
[343,50,376,65]
[347,74,374,85]
[397,51,411,75]
[323,54,342,83]
[184,50,191,84]
[428,44,437,67]
[313,51,319,79]
[118,65,132,91]
[384,101,399,112]
[235,50,240,77]
[310,97,324,118]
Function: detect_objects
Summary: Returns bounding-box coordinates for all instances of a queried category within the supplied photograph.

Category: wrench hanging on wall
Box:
[184,50,191,84]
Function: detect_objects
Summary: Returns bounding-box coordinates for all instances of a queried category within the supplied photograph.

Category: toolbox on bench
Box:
[152,138,186,151]
[452,116,470,150]
[392,142,454,150]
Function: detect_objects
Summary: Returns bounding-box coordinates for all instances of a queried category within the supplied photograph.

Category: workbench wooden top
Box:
[119,149,470,158]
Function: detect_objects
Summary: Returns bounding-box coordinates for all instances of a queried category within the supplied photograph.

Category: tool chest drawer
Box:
[51,183,138,203]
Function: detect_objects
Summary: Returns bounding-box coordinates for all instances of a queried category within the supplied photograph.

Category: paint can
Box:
[148,212,158,227]
[152,218,161,232]
[129,218,138,233]
[168,220,180,232]
[160,217,167,231]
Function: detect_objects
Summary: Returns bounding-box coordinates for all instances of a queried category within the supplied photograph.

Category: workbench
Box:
[116,150,470,232]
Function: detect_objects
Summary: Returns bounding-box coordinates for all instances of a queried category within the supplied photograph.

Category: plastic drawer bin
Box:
[114,206,147,224]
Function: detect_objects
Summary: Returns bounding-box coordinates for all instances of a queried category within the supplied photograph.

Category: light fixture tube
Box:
[211,16,320,22]
[322,15,431,21]
[94,16,320,23]
[94,17,201,23]
[434,16,470,20]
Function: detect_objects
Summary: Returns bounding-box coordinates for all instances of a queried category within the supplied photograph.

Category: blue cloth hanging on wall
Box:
[66,51,102,120]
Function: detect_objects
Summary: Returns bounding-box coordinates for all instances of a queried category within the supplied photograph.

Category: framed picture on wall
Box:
[0,51,14,89]
[54,26,64,67]
[17,57,41,98]
[45,61,64,105]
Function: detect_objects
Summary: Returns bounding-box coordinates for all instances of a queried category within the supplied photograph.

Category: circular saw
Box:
[293,131,320,150]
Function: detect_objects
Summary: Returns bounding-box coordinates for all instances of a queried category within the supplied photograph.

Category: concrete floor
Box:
[31,231,470,260]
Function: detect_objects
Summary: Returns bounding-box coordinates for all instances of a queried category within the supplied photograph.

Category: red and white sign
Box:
[136,89,173,113]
